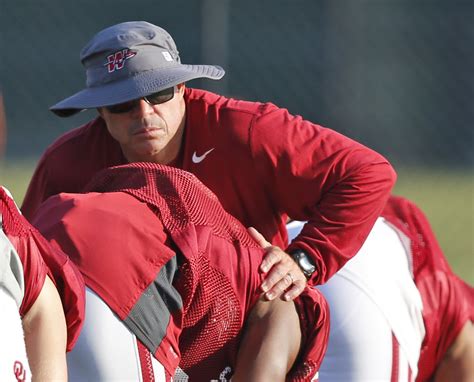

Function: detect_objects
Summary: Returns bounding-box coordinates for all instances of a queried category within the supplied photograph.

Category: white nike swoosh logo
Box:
[192,148,215,164]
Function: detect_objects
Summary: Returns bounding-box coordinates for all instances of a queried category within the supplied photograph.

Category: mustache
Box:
[130,117,166,131]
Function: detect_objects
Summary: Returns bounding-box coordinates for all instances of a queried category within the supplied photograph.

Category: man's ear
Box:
[96,107,104,117]
[176,83,186,94]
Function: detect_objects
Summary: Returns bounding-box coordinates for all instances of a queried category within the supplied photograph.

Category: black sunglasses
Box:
[105,87,175,114]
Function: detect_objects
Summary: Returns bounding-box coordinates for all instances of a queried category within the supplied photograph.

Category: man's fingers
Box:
[259,246,281,273]
[248,227,271,248]
[282,284,304,301]
[263,273,306,301]
[260,251,307,300]
[261,262,288,292]
[250,229,308,300]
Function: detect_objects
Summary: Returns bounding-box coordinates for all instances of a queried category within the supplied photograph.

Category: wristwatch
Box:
[290,249,317,279]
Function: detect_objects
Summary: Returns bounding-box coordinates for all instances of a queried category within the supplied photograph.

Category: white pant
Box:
[318,274,411,381]
[67,288,167,381]
[287,218,425,382]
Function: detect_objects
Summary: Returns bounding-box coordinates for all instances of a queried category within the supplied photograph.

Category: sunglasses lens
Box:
[105,87,175,114]
[106,100,138,114]
[145,87,175,105]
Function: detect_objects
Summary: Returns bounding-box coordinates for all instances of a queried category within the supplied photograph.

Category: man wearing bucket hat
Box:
[22,21,396,299]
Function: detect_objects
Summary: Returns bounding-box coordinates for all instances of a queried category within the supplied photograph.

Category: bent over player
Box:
[33,163,330,381]
[288,196,473,381]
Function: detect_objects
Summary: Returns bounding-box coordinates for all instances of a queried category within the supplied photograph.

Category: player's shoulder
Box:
[0,186,22,220]
[381,195,430,238]
[0,186,15,204]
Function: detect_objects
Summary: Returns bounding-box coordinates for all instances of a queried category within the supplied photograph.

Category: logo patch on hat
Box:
[162,51,173,62]
[104,49,137,73]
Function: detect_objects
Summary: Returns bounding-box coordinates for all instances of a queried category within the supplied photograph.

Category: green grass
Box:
[393,167,474,284]
[0,160,36,203]
[1,161,473,284]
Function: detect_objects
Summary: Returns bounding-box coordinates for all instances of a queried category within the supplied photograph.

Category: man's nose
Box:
[133,99,155,116]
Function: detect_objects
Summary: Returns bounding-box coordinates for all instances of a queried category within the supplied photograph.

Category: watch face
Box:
[292,250,316,277]
[300,256,315,272]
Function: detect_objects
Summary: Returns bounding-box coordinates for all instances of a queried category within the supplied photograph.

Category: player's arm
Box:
[22,275,68,381]
[434,320,474,382]
[232,296,301,381]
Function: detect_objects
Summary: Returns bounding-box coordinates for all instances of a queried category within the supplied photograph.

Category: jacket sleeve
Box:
[21,118,121,220]
[250,106,396,285]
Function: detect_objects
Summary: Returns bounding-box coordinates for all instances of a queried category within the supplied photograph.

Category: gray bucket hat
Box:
[50,21,225,117]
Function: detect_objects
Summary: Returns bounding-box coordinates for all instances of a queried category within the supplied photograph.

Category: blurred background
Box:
[0,0,472,282]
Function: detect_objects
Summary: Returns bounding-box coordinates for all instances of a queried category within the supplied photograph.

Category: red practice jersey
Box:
[34,163,330,381]
[23,88,396,285]
[0,187,84,351]
[382,196,473,381]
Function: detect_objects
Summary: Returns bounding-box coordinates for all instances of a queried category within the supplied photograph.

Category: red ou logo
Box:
[13,360,26,382]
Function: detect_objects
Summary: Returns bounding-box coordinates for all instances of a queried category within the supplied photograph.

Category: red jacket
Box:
[23,88,396,285]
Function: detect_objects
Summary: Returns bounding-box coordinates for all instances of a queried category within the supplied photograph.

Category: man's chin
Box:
[130,145,165,163]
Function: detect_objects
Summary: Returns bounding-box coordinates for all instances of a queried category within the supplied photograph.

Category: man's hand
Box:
[248,227,307,301]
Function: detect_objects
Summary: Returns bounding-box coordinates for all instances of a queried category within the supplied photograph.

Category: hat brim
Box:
[50,64,225,117]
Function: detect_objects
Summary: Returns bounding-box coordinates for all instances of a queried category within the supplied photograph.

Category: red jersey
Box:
[382,196,473,381]
[1,187,47,316]
[33,163,329,381]
[22,87,396,284]
[0,187,85,351]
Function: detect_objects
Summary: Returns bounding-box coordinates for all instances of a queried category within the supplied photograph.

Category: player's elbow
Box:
[369,157,397,194]
[383,160,397,190]
[434,321,474,382]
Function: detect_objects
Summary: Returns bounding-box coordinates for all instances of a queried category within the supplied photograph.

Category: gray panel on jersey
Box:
[123,255,183,353]
[0,221,25,308]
